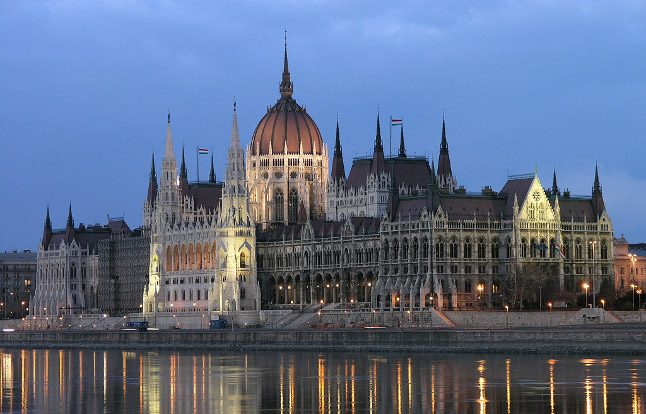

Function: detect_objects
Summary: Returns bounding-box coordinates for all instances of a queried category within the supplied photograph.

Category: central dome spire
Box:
[279,30,293,99]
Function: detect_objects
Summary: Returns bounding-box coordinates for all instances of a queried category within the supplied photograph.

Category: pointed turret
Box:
[371,113,386,175]
[331,118,346,181]
[398,124,406,158]
[147,153,158,203]
[209,154,216,183]
[437,116,457,192]
[591,163,605,217]
[164,112,174,160]
[593,163,602,195]
[224,101,246,186]
[279,31,293,99]
[64,203,75,245]
[552,168,559,196]
[179,146,189,196]
[42,206,52,250]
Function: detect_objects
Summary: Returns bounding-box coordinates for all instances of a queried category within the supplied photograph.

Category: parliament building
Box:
[33,43,614,321]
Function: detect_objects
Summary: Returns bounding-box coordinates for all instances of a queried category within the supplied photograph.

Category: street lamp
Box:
[600,299,605,309]
[631,284,636,311]
[589,240,597,308]
[477,284,484,310]
[548,302,553,325]
[583,283,589,308]
[505,305,509,326]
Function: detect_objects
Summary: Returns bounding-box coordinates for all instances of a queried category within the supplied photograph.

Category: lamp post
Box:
[589,240,596,308]
[631,284,636,311]
[477,284,484,310]
[548,302,553,325]
[505,305,509,326]
[583,283,589,308]
[600,299,605,309]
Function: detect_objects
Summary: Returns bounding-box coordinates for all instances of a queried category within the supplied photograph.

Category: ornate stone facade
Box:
[246,43,328,227]
[142,106,260,323]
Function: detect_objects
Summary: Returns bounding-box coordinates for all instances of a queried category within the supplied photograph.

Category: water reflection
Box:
[1,349,646,413]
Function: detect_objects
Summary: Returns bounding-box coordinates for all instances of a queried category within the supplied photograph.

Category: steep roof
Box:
[187,182,223,211]
[257,217,381,242]
[346,156,432,189]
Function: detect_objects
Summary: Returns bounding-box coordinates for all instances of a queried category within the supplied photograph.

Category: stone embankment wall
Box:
[442,308,620,327]
[2,327,646,354]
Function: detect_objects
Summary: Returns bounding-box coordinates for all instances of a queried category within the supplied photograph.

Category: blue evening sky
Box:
[1,0,645,251]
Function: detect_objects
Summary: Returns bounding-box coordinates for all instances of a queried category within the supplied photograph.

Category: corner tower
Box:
[210,103,261,316]
[246,37,329,227]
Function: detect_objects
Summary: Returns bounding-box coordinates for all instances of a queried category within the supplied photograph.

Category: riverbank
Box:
[2,325,646,355]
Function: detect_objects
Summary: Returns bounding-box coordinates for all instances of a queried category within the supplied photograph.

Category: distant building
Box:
[0,250,36,318]
[31,207,134,316]
[97,225,150,315]
[614,235,646,292]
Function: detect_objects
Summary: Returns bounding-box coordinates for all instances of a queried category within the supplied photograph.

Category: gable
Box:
[518,176,556,221]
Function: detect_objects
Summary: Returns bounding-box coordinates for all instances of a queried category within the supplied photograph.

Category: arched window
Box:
[575,238,582,260]
[601,239,608,260]
[521,238,527,258]
[563,238,570,259]
[539,239,547,258]
[288,188,298,224]
[549,239,556,259]
[449,239,459,259]
[240,252,246,268]
[275,189,285,222]
[587,241,595,260]
[402,239,409,260]
[491,239,499,259]
[422,237,429,259]
[477,238,486,259]
[435,238,444,259]
[530,239,537,258]
[412,238,419,260]
[393,239,399,260]
[464,238,472,259]
[506,237,513,258]
[384,240,390,261]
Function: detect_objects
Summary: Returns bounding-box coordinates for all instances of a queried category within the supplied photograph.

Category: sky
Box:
[1,0,645,251]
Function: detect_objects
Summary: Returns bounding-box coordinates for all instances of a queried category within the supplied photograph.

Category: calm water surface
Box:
[1,348,645,413]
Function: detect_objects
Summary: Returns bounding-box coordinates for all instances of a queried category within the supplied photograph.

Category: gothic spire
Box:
[437,115,454,190]
[149,153,157,182]
[209,153,216,183]
[164,111,175,160]
[371,113,386,175]
[179,146,187,179]
[398,124,406,158]
[591,163,605,217]
[279,30,293,99]
[331,117,346,181]
[374,112,383,152]
[552,168,559,196]
[593,162,602,195]
[225,100,245,183]
[64,203,75,245]
[440,116,448,154]
[147,152,158,203]
[42,205,52,250]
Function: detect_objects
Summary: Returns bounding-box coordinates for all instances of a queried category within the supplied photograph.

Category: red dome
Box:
[251,97,323,156]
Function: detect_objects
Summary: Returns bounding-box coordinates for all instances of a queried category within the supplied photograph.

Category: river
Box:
[0,348,644,413]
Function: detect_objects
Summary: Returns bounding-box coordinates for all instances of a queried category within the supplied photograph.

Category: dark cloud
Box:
[1,0,645,250]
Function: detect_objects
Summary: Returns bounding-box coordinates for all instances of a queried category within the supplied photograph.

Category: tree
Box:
[502,263,557,310]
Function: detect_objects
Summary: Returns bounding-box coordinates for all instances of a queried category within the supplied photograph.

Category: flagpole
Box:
[196,146,200,184]
[389,115,392,159]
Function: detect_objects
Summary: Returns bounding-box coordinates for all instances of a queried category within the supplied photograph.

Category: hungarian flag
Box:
[391,119,403,126]
[555,244,566,259]
[198,148,209,155]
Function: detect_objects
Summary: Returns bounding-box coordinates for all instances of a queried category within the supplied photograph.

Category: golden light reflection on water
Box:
[506,358,511,414]
[478,360,486,414]
[549,359,555,414]
[2,349,646,413]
